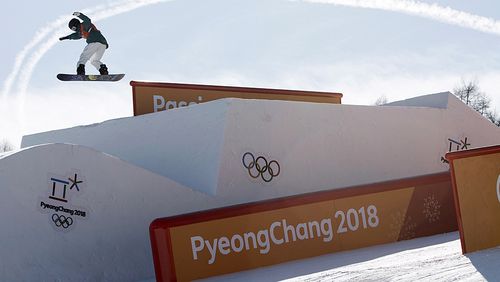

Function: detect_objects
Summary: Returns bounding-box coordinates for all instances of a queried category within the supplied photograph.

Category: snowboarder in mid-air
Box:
[59,12,109,76]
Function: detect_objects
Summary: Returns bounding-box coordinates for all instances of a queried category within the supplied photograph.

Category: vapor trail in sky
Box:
[299,0,500,36]
[16,0,172,98]
[5,0,500,108]
[1,0,171,101]
[0,16,68,100]
[0,0,171,146]
[0,3,111,100]
[8,0,500,101]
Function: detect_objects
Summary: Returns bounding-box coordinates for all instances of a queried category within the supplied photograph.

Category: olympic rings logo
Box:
[52,213,73,229]
[242,152,280,183]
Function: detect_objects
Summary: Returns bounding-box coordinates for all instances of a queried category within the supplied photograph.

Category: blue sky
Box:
[1,0,500,146]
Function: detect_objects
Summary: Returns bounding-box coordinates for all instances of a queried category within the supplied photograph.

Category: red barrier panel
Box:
[447,144,500,254]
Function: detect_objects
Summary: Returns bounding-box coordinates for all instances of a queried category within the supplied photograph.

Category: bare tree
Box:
[453,79,480,106]
[471,93,490,115]
[374,95,388,105]
[485,110,500,126]
[453,79,499,126]
[0,139,14,153]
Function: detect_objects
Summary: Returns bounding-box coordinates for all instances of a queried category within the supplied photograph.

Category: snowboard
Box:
[57,73,125,82]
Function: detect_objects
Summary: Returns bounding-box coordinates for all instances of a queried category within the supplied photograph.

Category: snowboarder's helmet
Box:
[69,18,80,31]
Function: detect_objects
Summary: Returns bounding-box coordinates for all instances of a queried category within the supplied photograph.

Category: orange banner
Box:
[447,145,500,253]
[150,172,455,281]
[130,81,342,116]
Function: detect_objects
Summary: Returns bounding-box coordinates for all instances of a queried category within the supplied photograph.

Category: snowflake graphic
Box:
[399,215,417,240]
[399,216,417,240]
[423,194,441,223]
[388,211,405,239]
[388,211,416,240]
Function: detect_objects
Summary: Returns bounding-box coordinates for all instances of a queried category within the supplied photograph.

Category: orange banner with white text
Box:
[130,81,342,116]
[150,172,456,281]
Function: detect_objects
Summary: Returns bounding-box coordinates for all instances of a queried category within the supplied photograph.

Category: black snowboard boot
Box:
[77,64,85,75]
[99,64,109,75]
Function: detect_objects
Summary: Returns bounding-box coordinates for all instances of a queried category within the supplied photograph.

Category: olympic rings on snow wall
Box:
[242,152,280,183]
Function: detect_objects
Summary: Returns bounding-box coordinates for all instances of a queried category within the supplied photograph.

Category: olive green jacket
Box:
[61,13,108,48]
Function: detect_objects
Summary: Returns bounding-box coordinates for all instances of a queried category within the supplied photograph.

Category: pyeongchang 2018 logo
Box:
[242,152,280,183]
[38,171,88,232]
[497,174,500,204]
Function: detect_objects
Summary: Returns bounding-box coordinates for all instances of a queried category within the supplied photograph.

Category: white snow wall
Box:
[0,143,227,281]
[216,92,500,203]
[21,92,500,201]
[4,92,499,280]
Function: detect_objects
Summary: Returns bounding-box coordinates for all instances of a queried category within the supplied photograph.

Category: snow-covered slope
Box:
[4,137,497,282]
[0,143,223,281]
[3,91,500,280]
[199,232,500,282]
